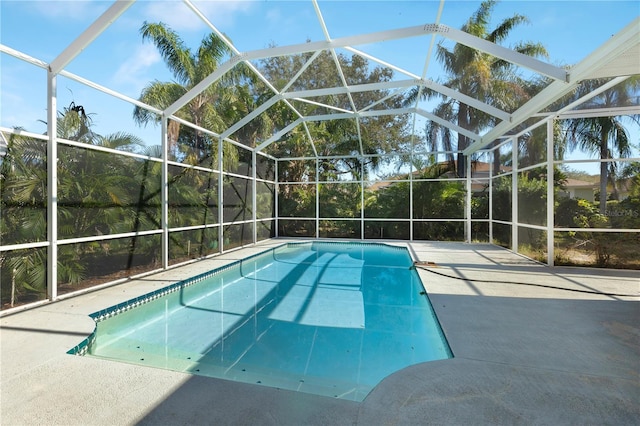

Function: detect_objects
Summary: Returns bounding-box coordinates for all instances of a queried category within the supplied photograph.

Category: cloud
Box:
[111,44,162,94]
[143,0,253,33]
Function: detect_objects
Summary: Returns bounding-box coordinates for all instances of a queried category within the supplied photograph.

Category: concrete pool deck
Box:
[1,240,638,425]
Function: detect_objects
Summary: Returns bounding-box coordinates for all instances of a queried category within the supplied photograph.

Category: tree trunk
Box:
[168,119,180,158]
[457,104,469,178]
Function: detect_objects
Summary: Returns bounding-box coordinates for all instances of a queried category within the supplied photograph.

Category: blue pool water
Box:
[70,242,452,401]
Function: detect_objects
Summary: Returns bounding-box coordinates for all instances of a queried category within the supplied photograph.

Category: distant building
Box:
[367,161,506,193]
[558,178,598,202]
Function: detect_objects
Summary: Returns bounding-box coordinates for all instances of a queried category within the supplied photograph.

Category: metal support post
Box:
[218,137,224,252]
[252,150,257,244]
[315,158,320,238]
[511,137,518,252]
[409,151,414,241]
[466,155,472,243]
[360,158,365,240]
[546,119,555,266]
[46,71,58,301]
[161,117,169,269]
[275,160,279,238]
[489,149,494,243]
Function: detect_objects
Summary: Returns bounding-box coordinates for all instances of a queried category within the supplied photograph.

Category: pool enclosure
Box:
[1,1,639,311]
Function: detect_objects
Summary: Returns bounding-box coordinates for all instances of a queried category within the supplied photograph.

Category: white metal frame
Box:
[0,0,638,314]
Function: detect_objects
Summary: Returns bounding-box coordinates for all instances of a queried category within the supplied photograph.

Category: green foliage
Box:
[0,102,231,307]
[606,197,640,229]
[133,21,265,169]
[561,77,640,213]
[278,184,315,219]
[621,161,640,198]
[2,249,46,302]
[365,181,410,220]
[555,198,597,228]
[260,49,413,182]
[490,172,548,244]
[406,0,548,160]
[1,132,49,303]
[553,197,639,267]
[319,183,361,219]
[413,180,465,220]
[364,174,465,240]
[491,175,512,223]
[517,172,547,226]
[366,163,462,222]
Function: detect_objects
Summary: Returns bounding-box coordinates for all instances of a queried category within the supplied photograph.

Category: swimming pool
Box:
[70,241,452,401]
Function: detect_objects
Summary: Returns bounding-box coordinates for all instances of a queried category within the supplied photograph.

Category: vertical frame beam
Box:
[275,160,279,238]
[489,151,494,243]
[46,71,58,301]
[511,137,518,252]
[466,156,472,243]
[161,117,169,269]
[315,158,320,238]
[360,157,365,240]
[218,137,224,252]
[409,151,414,241]
[252,150,257,244]
[546,119,555,266]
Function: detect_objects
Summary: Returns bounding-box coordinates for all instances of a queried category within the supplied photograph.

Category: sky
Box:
[1,0,639,174]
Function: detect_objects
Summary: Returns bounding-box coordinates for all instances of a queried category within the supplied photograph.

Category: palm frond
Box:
[140,22,194,85]
[489,15,529,44]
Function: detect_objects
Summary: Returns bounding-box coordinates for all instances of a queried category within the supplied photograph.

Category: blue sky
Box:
[1,0,638,173]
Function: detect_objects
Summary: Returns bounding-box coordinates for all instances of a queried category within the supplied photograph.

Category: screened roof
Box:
[1,0,639,159]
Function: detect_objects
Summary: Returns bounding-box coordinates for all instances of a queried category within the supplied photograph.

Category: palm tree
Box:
[563,77,640,213]
[0,104,148,306]
[620,161,640,198]
[406,0,548,176]
[132,22,269,251]
[133,22,243,165]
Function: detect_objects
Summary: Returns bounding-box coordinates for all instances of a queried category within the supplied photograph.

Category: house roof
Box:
[564,178,598,189]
